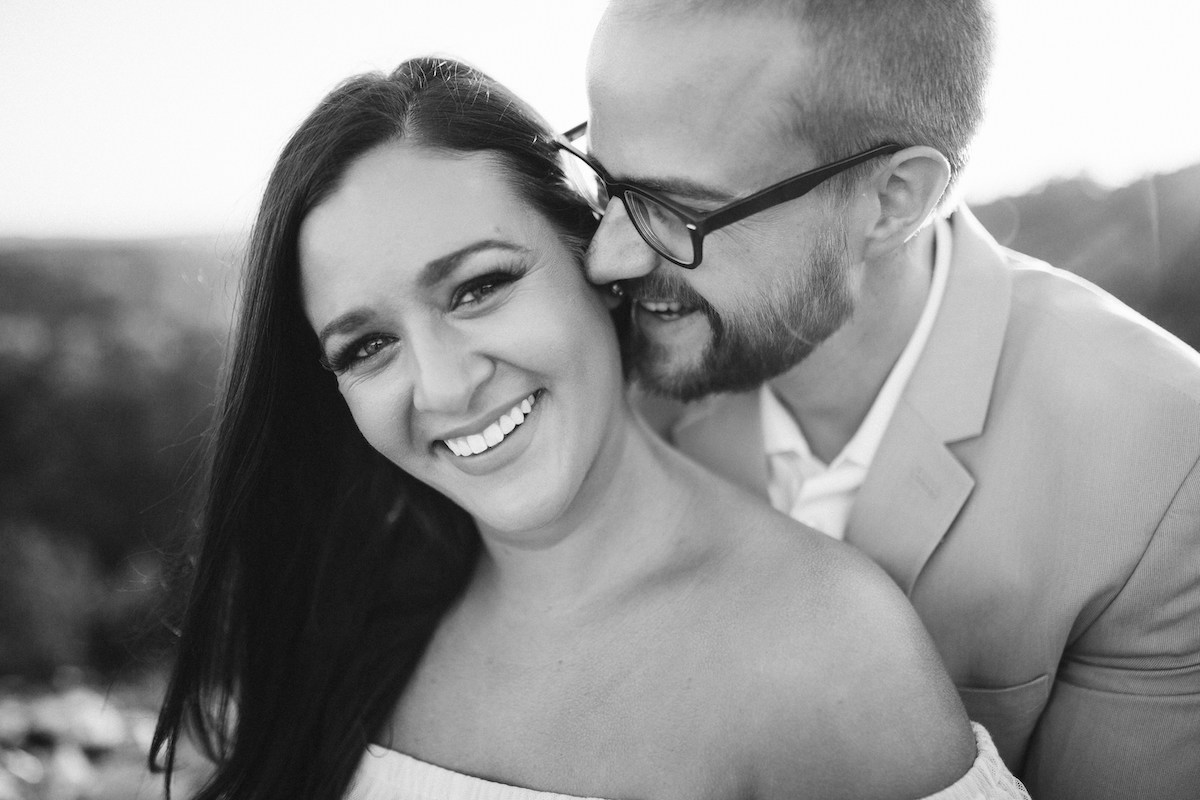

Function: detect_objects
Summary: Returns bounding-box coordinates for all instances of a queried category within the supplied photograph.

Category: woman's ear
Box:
[861,146,950,260]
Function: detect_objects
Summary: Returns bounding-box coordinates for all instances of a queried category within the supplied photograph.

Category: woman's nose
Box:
[410,330,494,415]
[583,198,661,286]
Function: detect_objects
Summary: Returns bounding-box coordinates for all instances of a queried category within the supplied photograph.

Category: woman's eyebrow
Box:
[317,240,531,352]
[317,309,374,353]
[419,239,529,289]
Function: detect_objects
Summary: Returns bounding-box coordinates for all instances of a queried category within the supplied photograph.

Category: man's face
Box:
[585,6,857,400]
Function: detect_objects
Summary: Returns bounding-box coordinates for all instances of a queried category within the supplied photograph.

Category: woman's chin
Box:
[466,492,577,545]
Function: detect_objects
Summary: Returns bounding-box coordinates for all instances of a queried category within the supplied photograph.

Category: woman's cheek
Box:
[344,387,406,463]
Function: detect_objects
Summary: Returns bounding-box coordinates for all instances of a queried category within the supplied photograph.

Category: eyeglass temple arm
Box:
[561,121,588,141]
[702,143,904,232]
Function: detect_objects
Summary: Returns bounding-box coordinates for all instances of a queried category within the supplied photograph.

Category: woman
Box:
[152,57,1028,800]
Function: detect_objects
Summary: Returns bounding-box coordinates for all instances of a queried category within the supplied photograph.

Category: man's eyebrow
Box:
[622,175,736,205]
[420,239,529,288]
[316,239,529,352]
[586,139,735,204]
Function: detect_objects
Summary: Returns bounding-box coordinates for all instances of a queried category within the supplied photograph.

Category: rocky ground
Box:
[0,676,210,800]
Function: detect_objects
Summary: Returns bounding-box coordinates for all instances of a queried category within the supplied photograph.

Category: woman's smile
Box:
[440,390,540,458]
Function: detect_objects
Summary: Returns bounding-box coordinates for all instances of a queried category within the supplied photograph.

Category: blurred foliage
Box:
[973,163,1200,351]
[0,164,1197,689]
[0,237,236,681]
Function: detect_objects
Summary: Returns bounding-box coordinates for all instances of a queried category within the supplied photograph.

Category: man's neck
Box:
[768,225,937,464]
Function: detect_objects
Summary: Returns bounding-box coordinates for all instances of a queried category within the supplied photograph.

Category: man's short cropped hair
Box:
[668,0,995,203]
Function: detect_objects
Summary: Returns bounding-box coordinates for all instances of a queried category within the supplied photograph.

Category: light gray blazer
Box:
[653,208,1200,799]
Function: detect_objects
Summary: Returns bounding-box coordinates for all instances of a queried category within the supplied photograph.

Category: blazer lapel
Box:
[845,402,976,594]
[846,208,1013,594]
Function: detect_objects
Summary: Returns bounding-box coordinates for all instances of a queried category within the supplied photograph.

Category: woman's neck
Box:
[469,403,700,621]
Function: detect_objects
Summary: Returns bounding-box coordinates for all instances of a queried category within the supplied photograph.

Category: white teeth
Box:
[639,300,684,314]
[483,423,503,447]
[443,392,539,457]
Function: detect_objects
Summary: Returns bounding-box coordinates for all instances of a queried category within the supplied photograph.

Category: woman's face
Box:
[299,143,624,535]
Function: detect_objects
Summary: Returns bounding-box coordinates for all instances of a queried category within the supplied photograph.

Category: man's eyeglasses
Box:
[555,122,902,269]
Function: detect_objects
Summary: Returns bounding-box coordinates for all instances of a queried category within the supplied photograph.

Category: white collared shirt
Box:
[761,217,952,539]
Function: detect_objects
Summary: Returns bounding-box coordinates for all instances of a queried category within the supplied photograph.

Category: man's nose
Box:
[583,198,661,286]
[410,330,494,415]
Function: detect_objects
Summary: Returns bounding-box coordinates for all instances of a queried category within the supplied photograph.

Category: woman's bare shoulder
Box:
[699,489,883,607]
[698,509,977,800]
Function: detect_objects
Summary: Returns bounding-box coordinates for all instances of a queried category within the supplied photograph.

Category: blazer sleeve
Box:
[1021,452,1200,800]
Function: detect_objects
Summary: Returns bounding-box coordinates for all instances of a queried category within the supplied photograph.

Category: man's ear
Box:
[861,146,950,260]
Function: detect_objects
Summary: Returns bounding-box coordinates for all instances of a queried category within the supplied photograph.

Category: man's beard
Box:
[624,225,853,402]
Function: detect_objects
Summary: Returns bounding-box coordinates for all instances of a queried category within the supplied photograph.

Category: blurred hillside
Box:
[0,236,240,681]
[972,162,1200,350]
[0,238,240,797]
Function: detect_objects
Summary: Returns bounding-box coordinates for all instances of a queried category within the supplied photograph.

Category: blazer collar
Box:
[900,206,1013,445]
[846,207,1012,592]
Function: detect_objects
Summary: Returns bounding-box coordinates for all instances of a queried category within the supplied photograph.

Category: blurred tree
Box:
[973,163,1200,351]
[0,240,229,679]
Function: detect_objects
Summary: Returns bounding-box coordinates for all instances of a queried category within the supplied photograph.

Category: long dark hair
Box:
[151,57,598,799]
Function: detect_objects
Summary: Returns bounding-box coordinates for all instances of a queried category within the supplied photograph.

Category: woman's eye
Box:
[453,270,519,309]
[457,283,496,306]
[357,335,390,359]
[322,333,396,374]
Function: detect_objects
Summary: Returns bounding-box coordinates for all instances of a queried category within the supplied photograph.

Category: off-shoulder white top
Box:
[346,722,1029,800]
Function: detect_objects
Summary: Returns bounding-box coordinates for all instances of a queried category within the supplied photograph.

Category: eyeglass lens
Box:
[624,192,694,264]
[560,146,695,264]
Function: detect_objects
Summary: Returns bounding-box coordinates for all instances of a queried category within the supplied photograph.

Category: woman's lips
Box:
[442,391,538,457]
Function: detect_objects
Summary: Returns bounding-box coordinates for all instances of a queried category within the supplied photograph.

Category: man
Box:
[563,1,1200,797]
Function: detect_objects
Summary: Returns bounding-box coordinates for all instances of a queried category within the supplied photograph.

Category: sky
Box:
[1,0,1198,239]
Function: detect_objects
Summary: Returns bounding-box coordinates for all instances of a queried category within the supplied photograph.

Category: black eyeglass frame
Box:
[555,122,904,268]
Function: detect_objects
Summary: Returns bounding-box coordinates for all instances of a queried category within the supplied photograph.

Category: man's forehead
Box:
[591,5,805,77]
[586,9,815,186]
[587,6,812,122]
